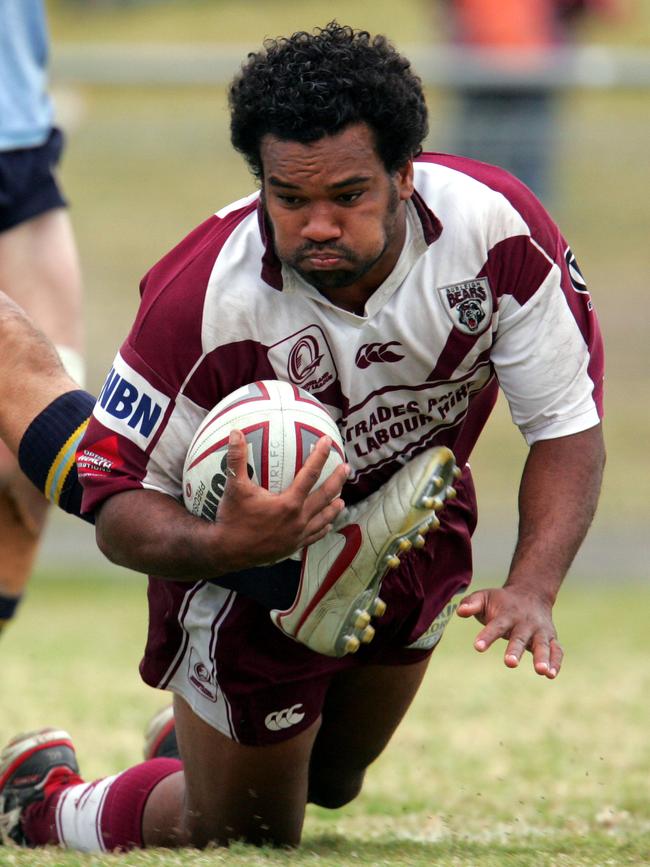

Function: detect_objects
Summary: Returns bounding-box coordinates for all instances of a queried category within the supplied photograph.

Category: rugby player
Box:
[0,22,604,852]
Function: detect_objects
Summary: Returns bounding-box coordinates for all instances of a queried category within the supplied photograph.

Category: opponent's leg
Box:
[308,656,431,808]
[0,209,83,634]
[0,209,84,356]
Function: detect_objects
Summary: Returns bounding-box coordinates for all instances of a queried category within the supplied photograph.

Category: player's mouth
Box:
[303,251,346,268]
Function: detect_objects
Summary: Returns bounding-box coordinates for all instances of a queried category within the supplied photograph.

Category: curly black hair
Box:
[229,22,428,179]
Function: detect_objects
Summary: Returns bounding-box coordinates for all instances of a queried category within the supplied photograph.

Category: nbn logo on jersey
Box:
[94,354,170,449]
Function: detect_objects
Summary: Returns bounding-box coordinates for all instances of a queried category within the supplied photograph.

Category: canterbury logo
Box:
[264,703,305,731]
[355,341,404,369]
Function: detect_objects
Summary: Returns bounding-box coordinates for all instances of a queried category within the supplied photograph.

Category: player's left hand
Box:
[456,586,563,679]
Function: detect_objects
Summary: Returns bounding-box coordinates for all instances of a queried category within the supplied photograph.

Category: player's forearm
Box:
[94,488,246,580]
[505,424,606,601]
[0,291,77,452]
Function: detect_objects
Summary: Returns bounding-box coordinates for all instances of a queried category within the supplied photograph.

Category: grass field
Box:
[1,4,647,865]
[1,572,649,865]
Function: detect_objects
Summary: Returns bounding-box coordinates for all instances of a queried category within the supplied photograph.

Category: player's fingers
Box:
[504,632,531,669]
[303,463,349,518]
[456,591,487,619]
[529,631,555,677]
[301,523,333,548]
[224,429,250,484]
[473,615,513,653]
[301,497,346,538]
[547,637,564,678]
[290,437,333,496]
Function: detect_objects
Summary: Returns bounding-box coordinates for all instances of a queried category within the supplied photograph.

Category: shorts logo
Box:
[405,592,466,651]
[264,703,305,731]
[188,647,217,702]
[269,325,339,396]
[355,341,404,369]
[94,353,170,449]
[438,277,493,335]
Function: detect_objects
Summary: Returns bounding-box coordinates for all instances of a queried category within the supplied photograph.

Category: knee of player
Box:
[184,817,302,849]
[308,770,365,810]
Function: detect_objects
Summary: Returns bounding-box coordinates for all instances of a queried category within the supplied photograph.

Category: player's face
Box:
[260,123,414,310]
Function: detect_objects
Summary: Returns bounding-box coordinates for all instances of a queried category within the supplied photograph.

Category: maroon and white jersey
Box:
[78,154,604,513]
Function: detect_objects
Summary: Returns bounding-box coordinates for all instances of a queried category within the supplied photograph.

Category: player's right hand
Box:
[214,429,348,567]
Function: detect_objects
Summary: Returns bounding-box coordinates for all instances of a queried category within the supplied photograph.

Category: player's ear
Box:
[395,160,414,201]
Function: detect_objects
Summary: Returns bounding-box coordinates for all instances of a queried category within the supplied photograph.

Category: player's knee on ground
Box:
[182,810,303,849]
[308,766,366,810]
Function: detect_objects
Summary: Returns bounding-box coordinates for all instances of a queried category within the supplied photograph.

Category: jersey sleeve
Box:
[485,186,604,444]
[77,343,189,514]
[76,216,227,515]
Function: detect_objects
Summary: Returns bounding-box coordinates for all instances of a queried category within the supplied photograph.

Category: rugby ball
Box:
[182,380,345,521]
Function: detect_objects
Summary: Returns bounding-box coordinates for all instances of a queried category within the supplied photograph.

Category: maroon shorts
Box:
[140,471,477,746]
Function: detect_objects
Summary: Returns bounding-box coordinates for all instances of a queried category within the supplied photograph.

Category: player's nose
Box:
[300,203,342,242]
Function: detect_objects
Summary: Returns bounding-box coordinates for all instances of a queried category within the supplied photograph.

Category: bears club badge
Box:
[438,277,493,336]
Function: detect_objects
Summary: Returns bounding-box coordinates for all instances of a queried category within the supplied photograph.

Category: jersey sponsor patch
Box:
[269,325,339,396]
[565,247,593,310]
[94,353,170,450]
[76,434,122,479]
[340,367,492,460]
[438,277,493,335]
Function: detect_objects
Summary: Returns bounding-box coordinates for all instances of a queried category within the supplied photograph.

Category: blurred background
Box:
[40,0,649,585]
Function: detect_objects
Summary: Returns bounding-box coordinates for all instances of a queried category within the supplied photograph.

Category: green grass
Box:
[4,7,646,862]
[1,573,649,865]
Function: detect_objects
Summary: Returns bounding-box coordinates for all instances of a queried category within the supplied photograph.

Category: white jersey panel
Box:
[492,265,600,443]
[79,153,602,516]
[142,391,206,497]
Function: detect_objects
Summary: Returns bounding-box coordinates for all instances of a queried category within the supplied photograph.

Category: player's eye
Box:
[277,194,303,206]
[336,191,363,204]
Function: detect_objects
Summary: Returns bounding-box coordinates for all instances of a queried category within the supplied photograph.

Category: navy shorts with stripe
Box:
[0,128,67,232]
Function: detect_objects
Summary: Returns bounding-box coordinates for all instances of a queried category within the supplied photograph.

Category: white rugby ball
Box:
[183,380,345,521]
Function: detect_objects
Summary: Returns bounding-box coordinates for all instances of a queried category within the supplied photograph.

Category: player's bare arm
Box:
[457,424,605,678]
[0,290,77,454]
[95,430,348,579]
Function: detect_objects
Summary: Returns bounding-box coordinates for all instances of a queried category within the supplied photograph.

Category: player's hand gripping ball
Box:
[182,380,345,521]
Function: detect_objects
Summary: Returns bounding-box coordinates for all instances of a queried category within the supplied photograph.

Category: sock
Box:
[17,389,95,523]
[22,758,181,852]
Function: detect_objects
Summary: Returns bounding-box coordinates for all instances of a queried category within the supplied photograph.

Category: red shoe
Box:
[0,728,81,845]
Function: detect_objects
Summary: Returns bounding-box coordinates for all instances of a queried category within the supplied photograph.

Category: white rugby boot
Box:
[270,446,460,657]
